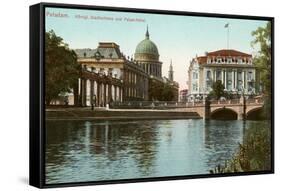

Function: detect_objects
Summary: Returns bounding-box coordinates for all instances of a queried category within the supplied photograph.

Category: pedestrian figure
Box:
[91,95,96,111]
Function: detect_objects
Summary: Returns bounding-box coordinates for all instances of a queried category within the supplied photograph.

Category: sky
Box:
[45,7,268,90]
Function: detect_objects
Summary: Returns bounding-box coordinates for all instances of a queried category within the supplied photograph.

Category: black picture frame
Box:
[30,2,274,188]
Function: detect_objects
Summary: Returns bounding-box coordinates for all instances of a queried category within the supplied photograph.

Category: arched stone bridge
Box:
[181,98,264,120]
[111,98,264,120]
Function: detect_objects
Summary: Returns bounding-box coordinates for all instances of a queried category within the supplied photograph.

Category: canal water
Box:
[45,119,265,184]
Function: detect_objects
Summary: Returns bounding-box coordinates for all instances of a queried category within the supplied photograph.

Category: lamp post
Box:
[241,86,246,120]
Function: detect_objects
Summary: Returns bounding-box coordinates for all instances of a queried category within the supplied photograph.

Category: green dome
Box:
[135,39,159,56]
[134,28,159,61]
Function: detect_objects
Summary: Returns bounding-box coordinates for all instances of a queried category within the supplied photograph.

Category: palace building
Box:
[75,42,149,106]
[62,27,179,106]
[188,49,257,101]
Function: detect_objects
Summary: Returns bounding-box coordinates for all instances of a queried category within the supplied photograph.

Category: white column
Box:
[222,70,224,85]
[242,70,244,90]
[86,79,91,106]
[245,70,248,93]
[116,86,119,101]
[120,88,123,102]
[94,81,97,98]
[78,78,81,96]
[102,83,105,104]
[235,69,238,90]
[105,84,108,104]
[253,69,256,93]
[225,70,227,88]
[232,70,235,90]
[214,69,216,82]
[203,68,206,91]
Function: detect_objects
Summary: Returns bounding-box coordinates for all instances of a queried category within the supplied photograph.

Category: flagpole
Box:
[227,24,229,49]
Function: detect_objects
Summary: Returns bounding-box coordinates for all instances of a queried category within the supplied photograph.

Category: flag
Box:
[224,23,229,28]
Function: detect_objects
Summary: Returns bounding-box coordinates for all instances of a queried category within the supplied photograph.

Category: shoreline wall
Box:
[46,109,201,120]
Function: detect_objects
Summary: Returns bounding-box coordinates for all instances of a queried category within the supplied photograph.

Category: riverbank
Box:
[210,121,272,174]
[46,107,201,120]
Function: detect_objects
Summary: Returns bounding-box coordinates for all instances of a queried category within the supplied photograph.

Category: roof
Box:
[207,49,251,57]
[75,42,122,59]
[135,38,159,56]
[193,49,252,65]
[197,56,207,65]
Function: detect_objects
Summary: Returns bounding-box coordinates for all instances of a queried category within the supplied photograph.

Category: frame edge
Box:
[29,3,44,188]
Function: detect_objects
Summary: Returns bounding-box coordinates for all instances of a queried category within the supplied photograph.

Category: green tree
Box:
[45,30,81,105]
[251,22,271,94]
[209,80,226,100]
[148,79,176,101]
[251,22,272,119]
[148,79,163,101]
[161,83,175,101]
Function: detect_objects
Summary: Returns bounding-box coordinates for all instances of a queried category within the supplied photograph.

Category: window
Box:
[237,71,242,91]
[193,72,198,79]
[227,71,232,90]
[238,58,242,64]
[206,71,211,80]
[227,58,232,64]
[193,84,198,91]
[248,71,253,81]
[238,71,242,81]
[206,81,212,91]
[227,71,232,80]
[227,80,232,90]
[216,70,221,81]
[238,81,243,91]
[248,58,252,65]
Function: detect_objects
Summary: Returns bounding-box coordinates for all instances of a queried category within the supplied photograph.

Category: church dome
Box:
[134,27,159,61]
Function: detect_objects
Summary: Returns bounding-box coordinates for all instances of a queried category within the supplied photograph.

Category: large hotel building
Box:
[188,49,257,101]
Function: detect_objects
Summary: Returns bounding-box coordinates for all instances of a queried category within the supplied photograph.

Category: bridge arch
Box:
[210,107,238,120]
[246,106,264,120]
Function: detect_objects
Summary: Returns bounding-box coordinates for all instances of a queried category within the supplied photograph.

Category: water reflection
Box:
[203,120,243,168]
[46,119,265,184]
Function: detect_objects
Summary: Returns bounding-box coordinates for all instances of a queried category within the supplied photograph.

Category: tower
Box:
[168,59,174,81]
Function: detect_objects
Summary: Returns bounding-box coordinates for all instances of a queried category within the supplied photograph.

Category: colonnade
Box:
[143,63,162,78]
[78,71,123,107]
[209,68,254,92]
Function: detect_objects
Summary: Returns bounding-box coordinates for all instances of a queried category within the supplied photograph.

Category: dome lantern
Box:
[145,25,149,39]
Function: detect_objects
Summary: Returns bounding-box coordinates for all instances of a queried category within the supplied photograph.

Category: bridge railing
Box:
[246,98,263,104]
[110,100,205,109]
[110,98,263,109]
[210,99,240,105]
